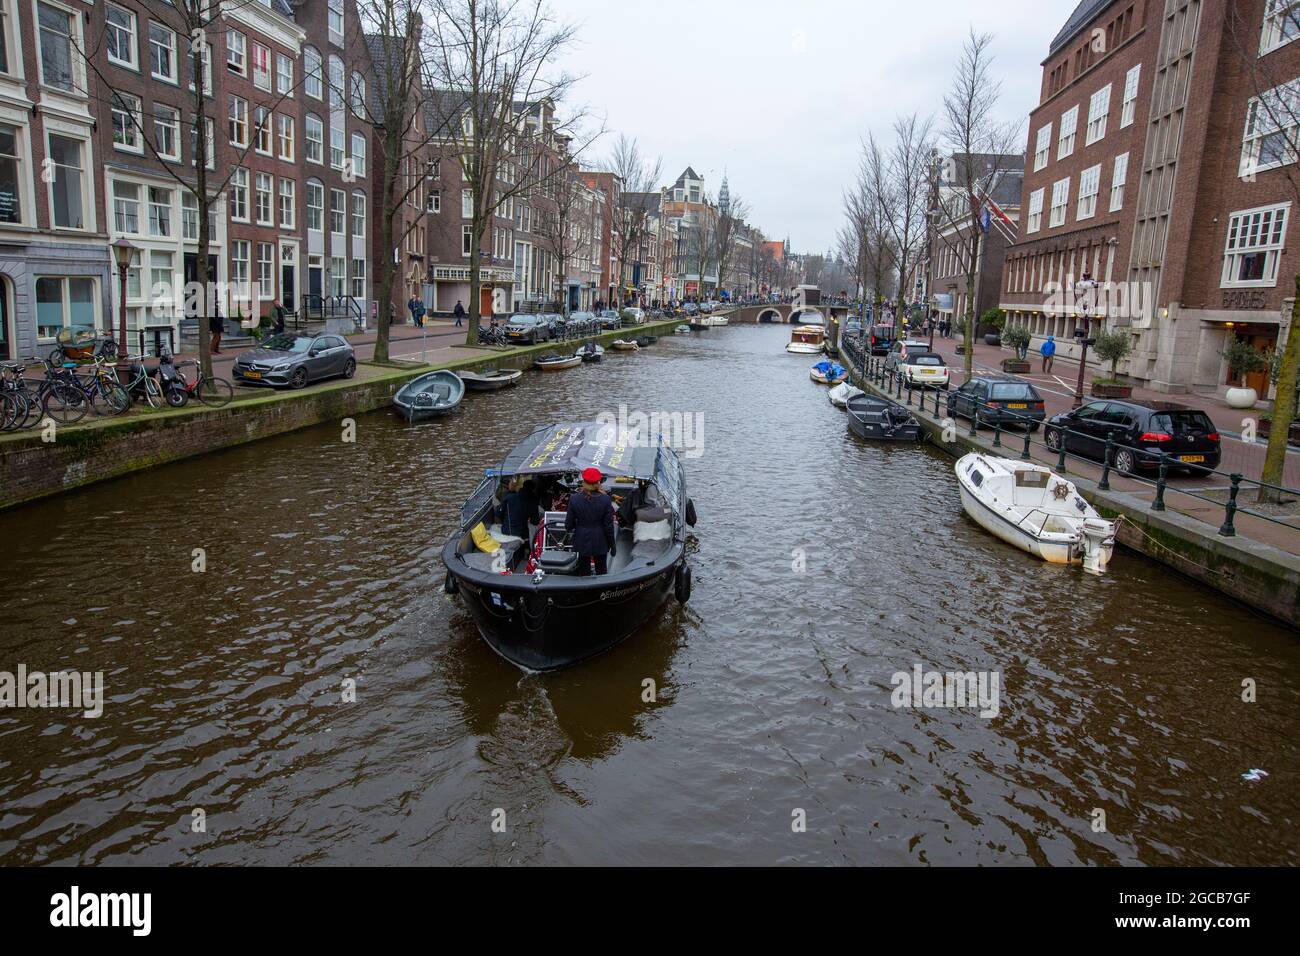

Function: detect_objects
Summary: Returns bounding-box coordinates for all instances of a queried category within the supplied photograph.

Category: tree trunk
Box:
[192,42,212,380]
[1260,275,1300,501]
[465,220,483,346]
[963,230,980,377]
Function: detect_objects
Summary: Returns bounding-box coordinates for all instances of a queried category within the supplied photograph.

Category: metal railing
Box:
[848,346,1300,544]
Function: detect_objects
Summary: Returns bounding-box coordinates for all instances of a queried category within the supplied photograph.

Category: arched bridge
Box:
[725,303,852,324]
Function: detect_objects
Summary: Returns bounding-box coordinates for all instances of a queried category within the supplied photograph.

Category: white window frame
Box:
[1221,202,1291,289]
[46,130,90,231]
[352,191,365,237]
[276,53,293,96]
[105,3,138,70]
[329,187,345,236]
[147,185,172,238]
[228,94,249,147]
[305,114,323,164]
[1058,106,1078,160]
[1110,152,1128,212]
[252,42,271,92]
[350,132,365,177]
[1077,164,1101,220]
[253,105,272,155]
[1033,124,1052,171]
[255,171,273,226]
[279,178,295,230]
[1049,177,1070,228]
[1085,85,1111,145]
[112,179,140,235]
[328,0,344,47]
[1120,65,1140,128]
[1261,0,1300,55]
[1241,81,1300,176]
[229,166,249,223]
[227,30,246,76]
[304,46,322,99]
[277,114,295,161]
[306,179,324,232]
[111,92,143,153]
[257,241,274,298]
[149,21,178,84]
[1025,188,1044,234]
[36,1,85,96]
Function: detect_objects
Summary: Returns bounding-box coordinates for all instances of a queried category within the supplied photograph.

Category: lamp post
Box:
[111,238,137,361]
[1072,271,1101,408]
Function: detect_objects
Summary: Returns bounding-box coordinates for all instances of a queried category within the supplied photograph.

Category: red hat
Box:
[581,467,603,484]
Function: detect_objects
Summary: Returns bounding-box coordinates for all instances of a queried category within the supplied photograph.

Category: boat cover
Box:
[499,422,661,479]
[812,360,846,377]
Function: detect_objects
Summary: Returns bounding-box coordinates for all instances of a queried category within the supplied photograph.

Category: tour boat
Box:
[706,314,729,327]
[610,339,640,351]
[828,381,864,408]
[810,360,849,385]
[787,325,826,354]
[442,422,697,670]
[955,454,1116,573]
[457,368,522,391]
[534,352,583,371]
[575,342,604,363]
[845,393,922,442]
[393,370,465,422]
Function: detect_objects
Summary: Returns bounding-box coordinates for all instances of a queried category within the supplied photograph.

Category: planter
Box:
[984,333,1001,347]
[1001,359,1031,373]
[1225,386,1258,409]
[1090,382,1133,399]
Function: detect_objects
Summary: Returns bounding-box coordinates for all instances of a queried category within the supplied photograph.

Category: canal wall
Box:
[0,319,686,513]
[851,374,1300,629]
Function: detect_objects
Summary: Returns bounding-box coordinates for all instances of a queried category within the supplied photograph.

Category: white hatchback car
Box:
[898,350,950,389]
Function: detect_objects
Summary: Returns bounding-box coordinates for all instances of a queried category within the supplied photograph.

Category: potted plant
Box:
[981,308,1005,347]
[1001,324,1032,371]
[1090,328,1133,398]
[955,312,973,354]
[1221,339,1268,409]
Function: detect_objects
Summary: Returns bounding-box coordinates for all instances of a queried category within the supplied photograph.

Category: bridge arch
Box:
[757,308,781,324]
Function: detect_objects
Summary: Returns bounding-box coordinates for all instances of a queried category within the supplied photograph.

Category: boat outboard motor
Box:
[1078,517,1116,574]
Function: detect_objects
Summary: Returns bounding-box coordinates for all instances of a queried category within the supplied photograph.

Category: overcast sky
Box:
[559,0,1080,256]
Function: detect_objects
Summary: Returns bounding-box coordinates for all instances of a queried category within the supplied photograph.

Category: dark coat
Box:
[500,489,540,540]
[453,302,466,317]
[565,490,615,556]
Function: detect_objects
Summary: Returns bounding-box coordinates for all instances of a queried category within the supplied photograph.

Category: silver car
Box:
[233,332,357,389]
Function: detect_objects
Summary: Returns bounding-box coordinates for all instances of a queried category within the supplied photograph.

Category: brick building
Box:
[1001,0,1300,400]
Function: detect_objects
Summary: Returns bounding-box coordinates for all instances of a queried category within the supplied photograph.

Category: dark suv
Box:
[1045,400,1221,474]
[868,324,895,355]
[946,375,1046,430]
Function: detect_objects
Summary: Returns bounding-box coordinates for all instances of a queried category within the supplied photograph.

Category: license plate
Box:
[243,370,262,379]
[1007,403,1027,409]
[1179,454,1205,463]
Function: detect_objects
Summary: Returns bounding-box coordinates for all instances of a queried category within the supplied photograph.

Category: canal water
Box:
[1,324,1297,866]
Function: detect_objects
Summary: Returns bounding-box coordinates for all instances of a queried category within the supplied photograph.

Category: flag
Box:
[980,206,991,234]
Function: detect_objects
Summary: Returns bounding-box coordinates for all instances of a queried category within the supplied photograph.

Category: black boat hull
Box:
[449,559,681,671]
[847,414,922,442]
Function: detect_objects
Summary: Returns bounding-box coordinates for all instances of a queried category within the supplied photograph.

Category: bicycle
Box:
[162,359,234,408]
[118,359,165,408]
[0,362,41,431]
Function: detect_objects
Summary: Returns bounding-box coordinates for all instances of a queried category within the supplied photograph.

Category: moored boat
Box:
[954,453,1116,573]
[674,324,692,335]
[457,368,522,391]
[787,325,826,354]
[610,339,640,351]
[575,342,604,362]
[828,381,865,407]
[441,422,697,670]
[845,393,922,442]
[393,370,465,422]
[534,352,583,371]
[810,360,849,385]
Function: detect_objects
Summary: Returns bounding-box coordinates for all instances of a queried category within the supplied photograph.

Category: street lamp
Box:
[111,237,137,360]
[1072,272,1101,408]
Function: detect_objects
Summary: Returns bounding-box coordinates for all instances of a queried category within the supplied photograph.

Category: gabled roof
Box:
[1049,0,1112,56]
[672,167,701,189]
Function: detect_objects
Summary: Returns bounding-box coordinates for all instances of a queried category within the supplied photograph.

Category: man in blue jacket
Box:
[1040,335,1056,373]
[566,467,616,576]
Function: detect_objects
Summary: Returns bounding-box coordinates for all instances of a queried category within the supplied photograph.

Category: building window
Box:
[330,188,345,235]
[1261,0,1300,54]
[112,93,143,152]
[149,250,173,302]
[230,240,250,297]
[257,242,274,298]
[148,186,172,237]
[350,133,366,177]
[252,42,271,91]
[462,225,473,256]
[1025,188,1044,234]
[1221,203,1291,288]
[229,167,249,222]
[1085,85,1111,145]
[191,114,215,170]
[1033,124,1052,171]
[47,134,86,229]
[106,4,137,69]
[279,178,295,229]
[277,114,295,161]
[255,172,273,226]
[35,277,96,339]
[331,256,346,297]
[276,53,293,95]
[228,95,248,146]
[352,192,365,237]
[305,114,323,163]
[306,180,324,231]
[1077,164,1101,219]
[154,105,181,161]
[1058,106,1078,160]
[0,123,24,224]
[462,189,474,218]
[328,0,344,47]
[1241,82,1300,175]
[1049,177,1069,228]
[113,180,140,234]
[1110,152,1128,211]
[351,259,366,299]
[330,127,345,169]
[37,2,78,92]
[188,40,212,95]
[350,72,366,117]
[1120,65,1140,128]
[427,190,441,214]
[0,1,12,76]
[149,22,177,82]
[227,30,246,76]
[182,191,198,240]
[328,55,344,111]
[254,106,272,154]
[304,46,322,99]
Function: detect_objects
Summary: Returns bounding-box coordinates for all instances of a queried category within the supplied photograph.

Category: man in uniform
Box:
[565,467,616,576]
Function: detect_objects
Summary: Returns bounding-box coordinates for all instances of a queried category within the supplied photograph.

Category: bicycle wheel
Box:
[0,392,15,431]
[14,390,40,429]
[43,382,88,424]
[142,375,164,409]
[96,377,131,415]
[196,375,234,408]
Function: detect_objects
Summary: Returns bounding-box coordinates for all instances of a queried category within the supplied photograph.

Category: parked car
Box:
[884,339,932,372]
[898,351,950,389]
[622,307,646,325]
[504,315,551,344]
[1044,400,1221,474]
[946,375,1045,430]
[683,302,699,315]
[232,332,356,389]
[868,324,895,355]
[597,310,622,330]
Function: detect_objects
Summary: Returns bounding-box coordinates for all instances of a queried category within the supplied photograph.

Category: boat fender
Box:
[685,498,697,527]
[674,563,692,604]
[443,570,459,595]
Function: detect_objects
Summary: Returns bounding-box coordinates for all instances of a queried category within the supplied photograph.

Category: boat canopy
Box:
[497,422,663,480]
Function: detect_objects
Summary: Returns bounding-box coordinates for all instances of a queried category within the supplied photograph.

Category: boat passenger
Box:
[500,478,541,540]
[566,467,616,576]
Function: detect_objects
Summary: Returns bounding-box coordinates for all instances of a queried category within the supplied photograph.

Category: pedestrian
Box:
[271,298,287,336]
[565,466,616,577]
[500,478,540,541]
[1041,334,1056,373]
[408,295,425,328]
[453,300,466,327]
[209,306,225,354]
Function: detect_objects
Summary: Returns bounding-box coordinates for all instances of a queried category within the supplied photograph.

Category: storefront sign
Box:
[1222,289,1268,310]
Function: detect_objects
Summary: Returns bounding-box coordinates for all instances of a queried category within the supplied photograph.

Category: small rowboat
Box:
[810,360,849,385]
[610,339,640,351]
[457,368,522,391]
[394,370,465,422]
[674,324,692,335]
[828,381,864,408]
[845,393,922,442]
[575,342,604,363]
[534,352,583,371]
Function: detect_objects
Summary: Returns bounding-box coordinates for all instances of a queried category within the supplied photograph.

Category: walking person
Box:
[565,467,616,577]
[408,294,424,328]
[1041,334,1056,374]
[453,300,466,327]
[209,306,225,355]
[271,297,288,336]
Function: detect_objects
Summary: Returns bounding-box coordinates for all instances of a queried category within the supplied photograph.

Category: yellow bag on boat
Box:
[470,522,500,553]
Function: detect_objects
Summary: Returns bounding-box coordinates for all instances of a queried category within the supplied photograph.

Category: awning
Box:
[498,423,660,479]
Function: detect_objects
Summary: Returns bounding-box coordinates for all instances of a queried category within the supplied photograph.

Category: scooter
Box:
[154,352,189,407]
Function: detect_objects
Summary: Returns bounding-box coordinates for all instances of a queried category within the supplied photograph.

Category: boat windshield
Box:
[1014,469,1051,488]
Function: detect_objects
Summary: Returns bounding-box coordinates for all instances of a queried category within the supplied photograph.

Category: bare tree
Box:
[532,163,591,316]
[605,135,662,306]
[882,113,936,317]
[425,0,591,345]
[712,191,750,295]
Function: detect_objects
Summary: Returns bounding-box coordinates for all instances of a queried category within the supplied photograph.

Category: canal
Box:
[1,323,1296,866]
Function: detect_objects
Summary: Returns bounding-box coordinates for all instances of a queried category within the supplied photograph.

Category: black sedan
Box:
[1045,400,1221,474]
[946,375,1045,430]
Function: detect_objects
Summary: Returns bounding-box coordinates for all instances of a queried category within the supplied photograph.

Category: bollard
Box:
[1021,426,1032,461]
[905,378,913,406]
[968,403,978,438]
[992,416,1002,448]
[1152,453,1169,511]
[1098,433,1114,491]
[1056,430,1068,474]
[1218,473,1241,537]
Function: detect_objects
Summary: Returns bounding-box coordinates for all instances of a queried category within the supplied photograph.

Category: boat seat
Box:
[539,549,580,573]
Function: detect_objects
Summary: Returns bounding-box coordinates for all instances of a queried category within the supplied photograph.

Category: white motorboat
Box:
[704,314,729,327]
[955,454,1116,573]
[787,325,826,354]
[827,381,864,408]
